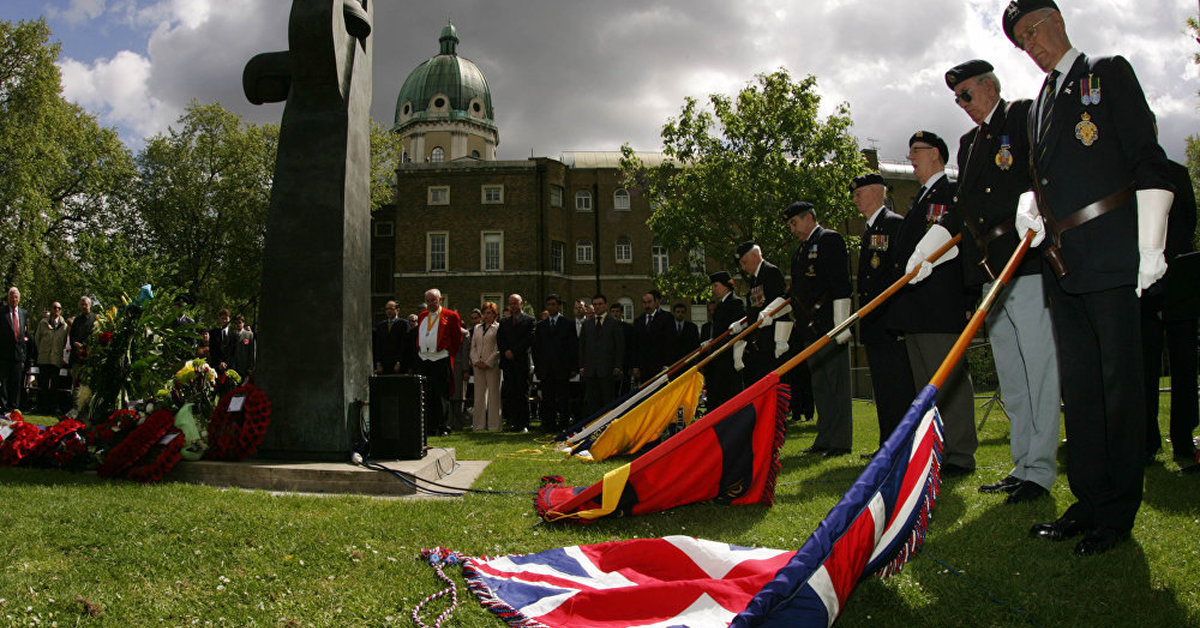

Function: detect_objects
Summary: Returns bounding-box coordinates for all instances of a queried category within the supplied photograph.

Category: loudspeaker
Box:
[369,374,426,460]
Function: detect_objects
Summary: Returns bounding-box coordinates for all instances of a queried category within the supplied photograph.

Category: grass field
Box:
[1,392,1197,627]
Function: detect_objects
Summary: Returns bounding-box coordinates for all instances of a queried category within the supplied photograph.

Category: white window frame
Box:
[427,231,449,272]
[550,185,564,208]
[618,297,634,321]
[430,146,445,163]
[481,231,504,272]
[428,185,450,205]
[613,189,631,211]
[576,238,594,264]
[481,184,504,204]
[575,190,592,212]
[651,240,669,275]
[615,236,633,264]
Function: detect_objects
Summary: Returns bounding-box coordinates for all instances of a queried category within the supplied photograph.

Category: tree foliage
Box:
[370,121,404,212]
[620,69,866,301]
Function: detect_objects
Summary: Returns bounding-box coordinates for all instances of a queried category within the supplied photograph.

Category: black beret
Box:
[782,201,815,222]
[733,241,757,262]
[709,271,733,286]
[849,172,887,193]
[945,59,994,90]
[1002,0,1059,46]
[909,130,949,165]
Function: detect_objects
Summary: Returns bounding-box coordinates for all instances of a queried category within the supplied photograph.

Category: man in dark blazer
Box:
[946,59,1060,504]
[1005,0,1174,555]
[373,300,411,375]
[704,272,745,411]
[784,202,854,456]
[735,241,789,388]
[578,294,625,417]
[632,290,673,385]
[209,309,232,374]
[890,130,977,477]
[609,304,636,396]
[498,294,536,432]
[533,294,578,433]
[667,303,700,365]
[852,173,915,455]
[0,287,29,412]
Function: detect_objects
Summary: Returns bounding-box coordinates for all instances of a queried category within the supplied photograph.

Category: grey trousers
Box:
[906,332,977,469]
[985,274,1061,489]
[810,341,853,450]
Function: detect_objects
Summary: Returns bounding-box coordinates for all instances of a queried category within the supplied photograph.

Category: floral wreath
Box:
[0,421,43,467]
[204,382,272,462]
[88,408,141,449]
[97,409,176,478]
[124,427,186,483]
[28,418,88,468]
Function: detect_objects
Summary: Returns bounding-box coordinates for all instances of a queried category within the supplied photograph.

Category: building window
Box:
[482,231,503,271]
[482,293,503,309]
[615,236,632,264]
[471,150,481,158]
[481,185,504,204]
[431,146,445,163]
[428,186,449,205]
[576,238,594,264]
[575,190,592,212]
[688,246,706,273]
[618,297,634,321]
[427,232,448,272]
[550,241,565,273]
[372,256,393,294]
[550,185,564,208]
[651,239,669,275]
[374,221,395,237]
[613,189,631,211]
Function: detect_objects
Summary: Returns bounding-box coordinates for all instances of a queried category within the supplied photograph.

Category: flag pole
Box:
[773,233,964,378]
[687,298,792,372]
[640,323,735,389]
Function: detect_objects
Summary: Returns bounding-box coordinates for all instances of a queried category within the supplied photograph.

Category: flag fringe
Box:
[877,425,944,579]
[758,383,792,507]
[419,547,551,628]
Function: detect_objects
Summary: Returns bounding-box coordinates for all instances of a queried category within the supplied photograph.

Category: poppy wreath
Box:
[0,421,44,466]
[205,382,272,461]
[123,427,185,483]
[88,408,141,449]
[97,409,176,478]
[28,418,88,468]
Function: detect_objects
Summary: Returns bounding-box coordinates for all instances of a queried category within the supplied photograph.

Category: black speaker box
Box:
[369,374,426,460]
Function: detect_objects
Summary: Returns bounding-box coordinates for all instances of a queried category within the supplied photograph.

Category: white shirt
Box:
[418,308,448,361]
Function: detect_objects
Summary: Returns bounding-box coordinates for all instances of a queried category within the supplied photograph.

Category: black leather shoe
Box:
[1005,481,1049,504]
[941,463,974,478]
[979,475,1021,494]
[1030,516,1089,541]
[823,448,851,458]
[801,445,828,454]
[1074,527,1128,556]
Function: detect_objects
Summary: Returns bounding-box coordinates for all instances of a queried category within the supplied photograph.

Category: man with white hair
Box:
[414,288,463,436]
[0,287,29,412]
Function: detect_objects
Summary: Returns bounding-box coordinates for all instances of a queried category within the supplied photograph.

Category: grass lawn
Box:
[2,391,1198,627]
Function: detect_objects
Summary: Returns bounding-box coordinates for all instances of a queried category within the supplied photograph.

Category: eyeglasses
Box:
[954,88,973,104]
[908,146,936,156]
[1016,14,1052,50]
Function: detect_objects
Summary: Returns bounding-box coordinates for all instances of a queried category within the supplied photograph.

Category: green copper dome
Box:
[394,22,495,131]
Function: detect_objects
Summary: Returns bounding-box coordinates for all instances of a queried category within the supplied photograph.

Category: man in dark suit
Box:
[784,202,854,457]
[579,294,625,417]
[632,290,673,385]
[609,304,636,396]
[704,272,746,410]
[1141,159,1198,463]
[851,173,915,455]
[373,300,411,375]
[498,293,536,432]
[533,294,578,433]
[209,309,232,374]
[1004,0,1174,555]
[667,303,700,365]
[734,241,789,387]
[946,59,1060,504]
[0,287,29,412]
[890,130,977,477]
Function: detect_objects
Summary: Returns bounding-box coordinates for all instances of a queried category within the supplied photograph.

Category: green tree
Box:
[620,69,866,300]
[133,102,278,320]
[0,19,138,309]
[370,121,404,212]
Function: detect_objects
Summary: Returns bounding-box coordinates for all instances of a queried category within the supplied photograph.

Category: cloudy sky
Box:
[4,0,1198,164]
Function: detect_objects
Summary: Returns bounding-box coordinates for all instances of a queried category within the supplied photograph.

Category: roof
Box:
[394,23,495,131]
[560,151,676,169]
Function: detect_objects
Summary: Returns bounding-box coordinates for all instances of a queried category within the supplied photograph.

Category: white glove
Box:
[1014,190,1045,248]
[733,340,746,371]
[1136,188,1174,297]
[700,339,710,349]
[728,318,747,335]
[832,298,852,345]
[773,321,793,359]
[905,224,958,284]
[756,297,791,327]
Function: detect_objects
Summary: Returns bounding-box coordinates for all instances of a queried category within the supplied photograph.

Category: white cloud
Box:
[46,0,106,24]
[58,49,173,141]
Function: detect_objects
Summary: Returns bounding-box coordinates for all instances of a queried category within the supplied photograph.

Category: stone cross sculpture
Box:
[243,0,373,461]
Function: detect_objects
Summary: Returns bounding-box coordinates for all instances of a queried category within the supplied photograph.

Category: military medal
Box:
[871,234,888,251]
[1075,112,1098,146]
[926,203,948,224]
[995,135,1014,171]
[1080,74,1100,105]
[870,252,880,269]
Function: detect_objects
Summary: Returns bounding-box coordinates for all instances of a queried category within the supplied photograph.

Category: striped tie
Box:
[1037,70,1060,145]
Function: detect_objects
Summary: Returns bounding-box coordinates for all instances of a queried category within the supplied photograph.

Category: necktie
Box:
[1038,70,1060,143]
[11,310,17,340]
[911,186,927,210]
[595,316,602,337]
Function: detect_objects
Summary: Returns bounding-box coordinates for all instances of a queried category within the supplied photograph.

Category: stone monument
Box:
[242,0,373,461]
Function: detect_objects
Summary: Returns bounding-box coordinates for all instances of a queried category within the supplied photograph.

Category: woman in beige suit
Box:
[470,301,502,431]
